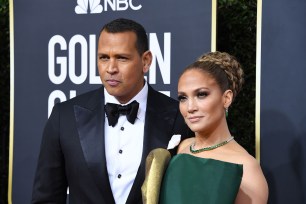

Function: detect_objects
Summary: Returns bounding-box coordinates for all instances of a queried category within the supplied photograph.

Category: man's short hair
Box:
[101,18,149,55]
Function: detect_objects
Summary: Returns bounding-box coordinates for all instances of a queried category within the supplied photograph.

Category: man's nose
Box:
[107,59,118,74]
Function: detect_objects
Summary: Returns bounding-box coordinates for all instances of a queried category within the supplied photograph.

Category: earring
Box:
[225,108,228,118]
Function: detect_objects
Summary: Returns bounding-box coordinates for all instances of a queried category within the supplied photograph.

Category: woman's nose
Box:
[187,99,197,113]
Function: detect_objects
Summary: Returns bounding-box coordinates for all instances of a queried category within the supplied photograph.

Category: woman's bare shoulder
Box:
[234,146,269,204]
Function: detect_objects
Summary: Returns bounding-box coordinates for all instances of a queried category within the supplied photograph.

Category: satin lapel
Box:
[126,86,177,204]
[74,88,115,204]
[142,86,179,162]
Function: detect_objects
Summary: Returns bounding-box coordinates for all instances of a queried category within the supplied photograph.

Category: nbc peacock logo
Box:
[75,0,142,14]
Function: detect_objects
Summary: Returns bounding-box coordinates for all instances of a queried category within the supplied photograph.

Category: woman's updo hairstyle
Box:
[182,51,244,100]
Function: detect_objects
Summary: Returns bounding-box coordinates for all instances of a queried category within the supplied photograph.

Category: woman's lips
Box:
[187,116,202,123]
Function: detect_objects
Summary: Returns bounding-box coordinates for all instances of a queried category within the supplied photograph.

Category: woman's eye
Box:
[198,91,208,98]
[178,95,187,102]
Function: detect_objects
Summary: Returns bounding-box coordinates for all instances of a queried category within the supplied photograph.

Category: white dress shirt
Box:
[104,83,148,204]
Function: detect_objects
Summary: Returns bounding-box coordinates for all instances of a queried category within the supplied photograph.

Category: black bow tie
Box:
[105,100,139,127]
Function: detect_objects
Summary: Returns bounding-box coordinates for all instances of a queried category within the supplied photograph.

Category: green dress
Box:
[159,154,243,204]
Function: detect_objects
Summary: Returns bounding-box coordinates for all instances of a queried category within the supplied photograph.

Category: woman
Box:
[159,52,268,204]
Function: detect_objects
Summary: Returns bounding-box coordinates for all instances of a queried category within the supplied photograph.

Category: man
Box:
[32,18,191,204]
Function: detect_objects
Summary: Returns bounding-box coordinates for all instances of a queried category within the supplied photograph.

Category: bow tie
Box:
[105,100,139,127]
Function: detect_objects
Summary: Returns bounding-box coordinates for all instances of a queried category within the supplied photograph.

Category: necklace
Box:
[190,136,234,154]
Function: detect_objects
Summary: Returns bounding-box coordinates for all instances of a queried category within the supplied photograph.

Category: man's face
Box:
[97,31,152,104]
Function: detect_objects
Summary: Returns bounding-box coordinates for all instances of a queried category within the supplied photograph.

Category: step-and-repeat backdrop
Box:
[260,0,306,203]
[10,0,214,203]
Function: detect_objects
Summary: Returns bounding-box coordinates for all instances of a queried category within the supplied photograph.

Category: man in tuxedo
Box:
[32,18,192,204]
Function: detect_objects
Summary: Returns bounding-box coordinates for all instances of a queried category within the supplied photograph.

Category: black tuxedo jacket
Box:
[32,85,192,204]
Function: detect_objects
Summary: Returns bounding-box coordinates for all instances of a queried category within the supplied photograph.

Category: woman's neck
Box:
[194,126,231,148]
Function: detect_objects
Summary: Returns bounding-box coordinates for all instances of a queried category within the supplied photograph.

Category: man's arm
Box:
[32,103,68,204]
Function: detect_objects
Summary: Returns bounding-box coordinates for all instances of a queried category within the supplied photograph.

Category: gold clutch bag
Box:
[141,148,171,204]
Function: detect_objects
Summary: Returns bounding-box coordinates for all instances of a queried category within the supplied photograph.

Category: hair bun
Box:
[198,51,244,99]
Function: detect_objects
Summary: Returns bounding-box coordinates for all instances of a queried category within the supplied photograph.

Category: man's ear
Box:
[223,89,233,108]
[142,50,152,73]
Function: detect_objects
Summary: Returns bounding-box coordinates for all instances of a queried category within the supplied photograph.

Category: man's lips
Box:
[106,79,120,86]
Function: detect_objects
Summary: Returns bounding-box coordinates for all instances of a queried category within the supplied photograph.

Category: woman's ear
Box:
[223,89,233,109]
[142,50,152,73]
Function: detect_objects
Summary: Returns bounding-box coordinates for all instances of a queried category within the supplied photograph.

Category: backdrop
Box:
[10,0,214,203]
[260,0,306,203]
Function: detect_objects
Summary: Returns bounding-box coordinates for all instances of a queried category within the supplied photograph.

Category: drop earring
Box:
[225,108,228,118]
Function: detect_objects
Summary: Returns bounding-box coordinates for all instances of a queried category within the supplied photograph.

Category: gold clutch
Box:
[141,148,171,204]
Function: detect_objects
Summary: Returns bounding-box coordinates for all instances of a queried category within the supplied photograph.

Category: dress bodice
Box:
[159,154,243,204]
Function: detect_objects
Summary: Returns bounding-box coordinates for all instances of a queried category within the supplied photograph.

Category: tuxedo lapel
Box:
[74,87,115,204]
[126,85,179,204]
[142,85,179,158]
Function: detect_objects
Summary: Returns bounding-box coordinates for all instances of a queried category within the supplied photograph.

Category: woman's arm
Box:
[235,156,269,204]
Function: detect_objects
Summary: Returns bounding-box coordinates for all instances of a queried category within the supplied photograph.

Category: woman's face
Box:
[178,69,230,134]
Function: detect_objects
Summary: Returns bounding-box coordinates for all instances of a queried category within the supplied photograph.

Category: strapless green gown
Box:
[159,154,243,204]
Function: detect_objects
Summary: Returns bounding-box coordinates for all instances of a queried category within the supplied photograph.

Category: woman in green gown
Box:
[159,52,268,204]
